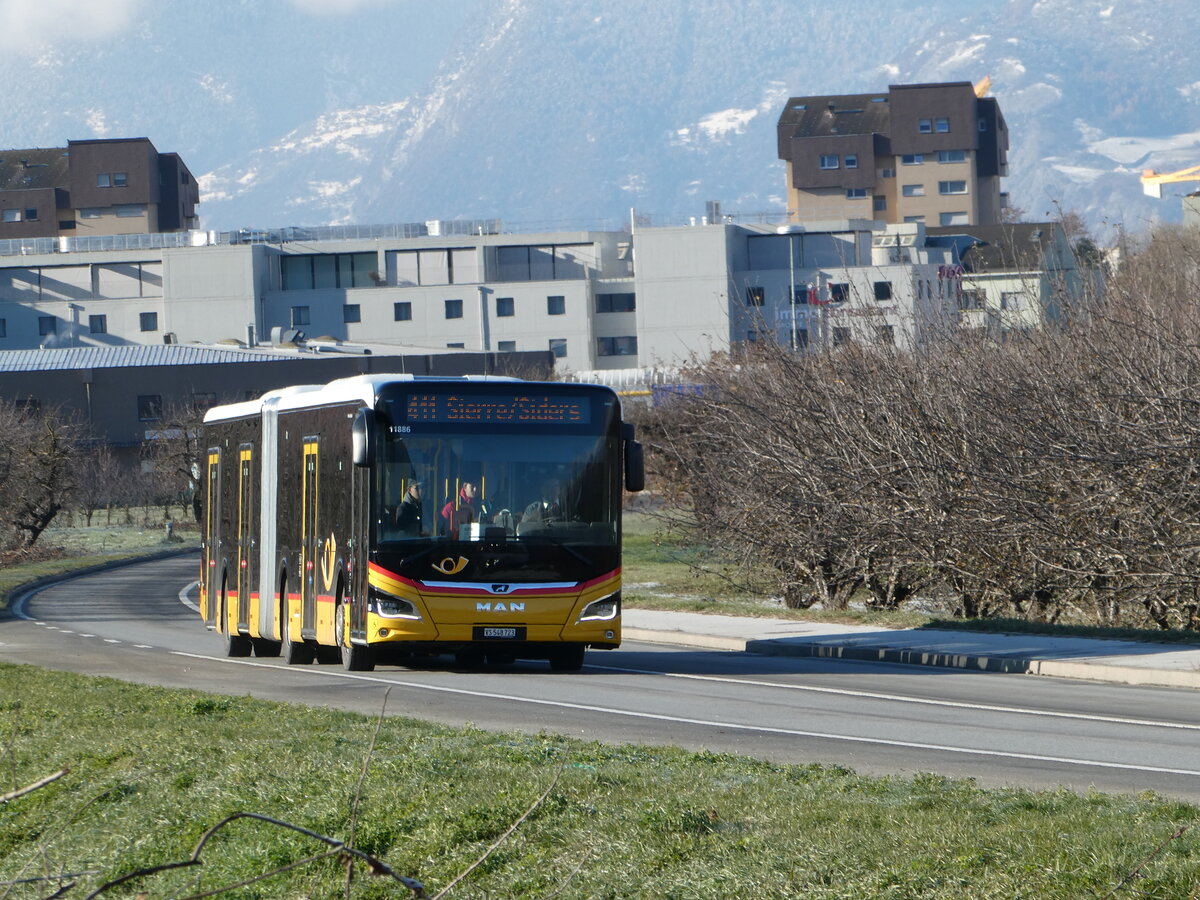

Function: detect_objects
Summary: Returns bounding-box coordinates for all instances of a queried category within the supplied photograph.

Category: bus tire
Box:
[220,578,251,657]
[280,601,314,665]
[549,644,585,672]
[252,638,281,658]
[337,602,374,672]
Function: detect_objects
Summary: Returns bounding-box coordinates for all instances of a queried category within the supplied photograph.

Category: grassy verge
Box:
[1,665,1197,899]
[623,512,1200,645]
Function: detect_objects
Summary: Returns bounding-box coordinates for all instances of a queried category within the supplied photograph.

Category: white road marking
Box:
[587,664,1200,732]
[103,639,121,644]
[169,651,1200,779]
[178,581,201,613]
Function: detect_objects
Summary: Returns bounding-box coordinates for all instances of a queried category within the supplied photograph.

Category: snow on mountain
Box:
[3,0,1200,239]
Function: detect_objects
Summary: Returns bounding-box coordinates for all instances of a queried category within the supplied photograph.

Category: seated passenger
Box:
[441,481,479,534]
[395,481,424,535]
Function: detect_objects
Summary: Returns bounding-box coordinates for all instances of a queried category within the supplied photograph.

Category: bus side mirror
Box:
[352,407,375,467]
[624,440,645,493]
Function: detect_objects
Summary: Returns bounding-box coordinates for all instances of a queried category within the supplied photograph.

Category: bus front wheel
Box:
[337,603,374,672]
[549,644,585,672]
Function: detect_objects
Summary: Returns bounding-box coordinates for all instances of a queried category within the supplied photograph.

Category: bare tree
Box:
[0,401,81,551]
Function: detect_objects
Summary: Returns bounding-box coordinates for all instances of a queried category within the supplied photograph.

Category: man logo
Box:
[476,601,526,612]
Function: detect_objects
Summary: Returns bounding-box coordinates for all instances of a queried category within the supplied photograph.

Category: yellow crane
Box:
[1141,164,1200,198]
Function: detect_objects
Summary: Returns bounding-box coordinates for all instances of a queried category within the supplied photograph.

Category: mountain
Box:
[4,0,1199,240]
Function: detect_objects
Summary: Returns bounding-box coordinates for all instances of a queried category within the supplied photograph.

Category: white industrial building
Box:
[0,216,1076,374]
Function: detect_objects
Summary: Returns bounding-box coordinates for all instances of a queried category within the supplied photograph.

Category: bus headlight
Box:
[370,588,421,619]
[578,591,620,622]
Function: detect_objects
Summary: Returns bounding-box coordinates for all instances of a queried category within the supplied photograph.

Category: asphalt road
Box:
[5,554,1200,801]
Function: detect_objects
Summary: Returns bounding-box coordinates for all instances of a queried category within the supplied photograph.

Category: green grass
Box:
[0,665,1197,899]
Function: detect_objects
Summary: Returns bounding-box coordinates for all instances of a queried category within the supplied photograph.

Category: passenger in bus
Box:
[441,481,479,534]
[521,478,565,525]
[395,480,424,535]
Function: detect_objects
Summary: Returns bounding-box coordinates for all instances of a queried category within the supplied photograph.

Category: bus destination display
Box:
[405,393,591,425]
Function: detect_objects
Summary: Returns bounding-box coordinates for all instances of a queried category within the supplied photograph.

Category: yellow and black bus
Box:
[199,374,643,672]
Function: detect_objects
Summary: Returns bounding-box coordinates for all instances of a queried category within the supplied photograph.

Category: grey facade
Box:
[0,344,552,451]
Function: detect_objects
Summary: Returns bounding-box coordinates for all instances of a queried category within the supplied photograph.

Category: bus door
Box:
[236,444,254,634]
[301,438,319,638]
[202,448,220,626]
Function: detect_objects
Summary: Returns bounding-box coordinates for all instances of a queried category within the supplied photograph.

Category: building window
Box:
[24,208,37,221]
[979,118,988,132]
[874,281,893,301]
[875,325,895,345]
[498,340,516,352]
[444,298,463,319]
[113,172,128,186]
[596,292,635,312]
[902,183,925,197]
[80,208,102,219]
[939,180,968,195]
[936,117,950,133]
[879,167,895,178]
[0,318,5,338]
[746,329,760,343]
[918,118,932,133]
[446,342,465,349]
[903,215,926,223]
[745,286,765,307]
[938,149,966,163]
[137,395,163,422]
[939,211,969,226]
[496,296,515,317]
[2,209,20,223]
[959,290,985,310]
[97,173,111,188]
[873,195,887,211]
[343,304,361,323]
[549,338,567,358]
[901,154,923,165]
[116,204,145,217]
[14,398,40,414]
[845,154,858,169]
[832,326,852,346]
[281,252,378,290]
[1001,292,1026,311]
[795,329,809,349]
[547,295,565,315]
[38,316,56,336]
[597,335,638,356]
[846,188,867,199]
[819,154,839,170]
[290,306,310,327]
[829,283,850,303]
[394,302,412,321]
[89,314,107,334]
[791,285,811,305]
[140,311,158,331]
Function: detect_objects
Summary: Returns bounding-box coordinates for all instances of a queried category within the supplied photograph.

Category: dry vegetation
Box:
[645,225,1200,632]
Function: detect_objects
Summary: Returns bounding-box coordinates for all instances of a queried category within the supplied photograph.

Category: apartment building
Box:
[776,81,1009,227]
[0,137,198,240]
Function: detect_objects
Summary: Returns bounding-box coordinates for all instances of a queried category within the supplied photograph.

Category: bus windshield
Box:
[374,428,620,549]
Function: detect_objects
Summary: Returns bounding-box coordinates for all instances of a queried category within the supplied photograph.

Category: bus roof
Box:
[201,373,599,424]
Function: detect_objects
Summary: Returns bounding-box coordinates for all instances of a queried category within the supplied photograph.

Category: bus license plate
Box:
[474,626,525,640]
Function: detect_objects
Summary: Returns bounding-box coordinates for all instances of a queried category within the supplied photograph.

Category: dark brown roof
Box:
[927,223,1061,272]
[0,147,69,192]
[776,92,891,137]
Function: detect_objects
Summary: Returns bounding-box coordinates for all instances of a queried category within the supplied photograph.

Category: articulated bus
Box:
[198,375,644,672]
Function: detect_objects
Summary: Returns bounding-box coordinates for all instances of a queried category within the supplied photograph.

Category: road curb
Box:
[623,627,748,652]
[623,628,1200,691]
[1,546,199,614]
